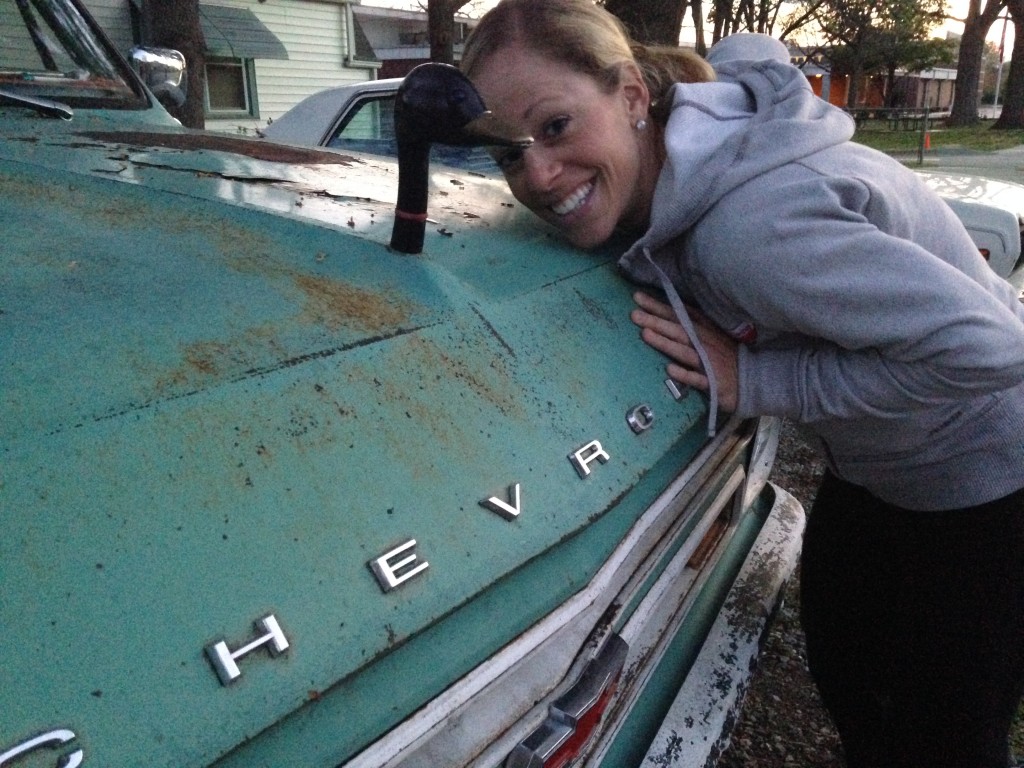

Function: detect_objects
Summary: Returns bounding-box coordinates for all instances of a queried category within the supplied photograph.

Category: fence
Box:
[845,107,948,164]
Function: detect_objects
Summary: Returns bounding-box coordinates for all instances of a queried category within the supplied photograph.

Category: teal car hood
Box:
[1,124,710,766]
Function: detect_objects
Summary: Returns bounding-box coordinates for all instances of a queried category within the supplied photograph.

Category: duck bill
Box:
[461,111,533,148]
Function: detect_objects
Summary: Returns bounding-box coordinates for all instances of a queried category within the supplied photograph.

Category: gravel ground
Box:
[717,420,842,768]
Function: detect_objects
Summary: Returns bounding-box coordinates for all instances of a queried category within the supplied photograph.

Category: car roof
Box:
[262,78,403,145]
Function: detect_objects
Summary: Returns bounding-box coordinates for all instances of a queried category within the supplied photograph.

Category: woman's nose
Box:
[521,146,560,191]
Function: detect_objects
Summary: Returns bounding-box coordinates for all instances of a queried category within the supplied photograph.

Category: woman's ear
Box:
[620,61,651,123]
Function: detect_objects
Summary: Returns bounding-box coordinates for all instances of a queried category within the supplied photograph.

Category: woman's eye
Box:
[542,116,570,139]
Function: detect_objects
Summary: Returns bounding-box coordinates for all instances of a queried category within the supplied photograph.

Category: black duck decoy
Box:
[390,62,532,254]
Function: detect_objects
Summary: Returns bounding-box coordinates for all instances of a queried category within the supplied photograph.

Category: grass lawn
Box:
[853,119,1024,154]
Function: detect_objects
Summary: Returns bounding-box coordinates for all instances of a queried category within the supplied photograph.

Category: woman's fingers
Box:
[632,291,677,321]
[631,290,701,370]
[638,326,702,371]
[630,289,740,412]
[666,362,708,391]
[632,310,691,346]
[631,294,692,345]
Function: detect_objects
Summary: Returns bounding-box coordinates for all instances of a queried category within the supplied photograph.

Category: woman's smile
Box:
[551,180,595,217]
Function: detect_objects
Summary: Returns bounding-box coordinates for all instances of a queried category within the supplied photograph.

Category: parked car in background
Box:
[261,78,499,175]
[918,171,1024,293]
[1,2,804,768]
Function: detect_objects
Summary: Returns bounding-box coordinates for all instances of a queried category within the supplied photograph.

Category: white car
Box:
[262,78,498,174]
[919,171,1024,292]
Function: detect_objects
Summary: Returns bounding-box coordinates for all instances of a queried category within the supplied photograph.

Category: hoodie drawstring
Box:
[643,248,719,437]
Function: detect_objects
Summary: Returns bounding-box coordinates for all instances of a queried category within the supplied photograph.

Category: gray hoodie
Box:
[619,34,1024,511]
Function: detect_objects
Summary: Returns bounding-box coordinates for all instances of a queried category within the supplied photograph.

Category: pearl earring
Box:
[635,119,647,131]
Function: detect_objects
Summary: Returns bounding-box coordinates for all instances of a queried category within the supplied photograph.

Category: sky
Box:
[364,0,1015,59]
[944,0,1015,57]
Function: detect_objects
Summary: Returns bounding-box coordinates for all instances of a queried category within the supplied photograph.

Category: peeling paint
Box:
[80,131,356,166]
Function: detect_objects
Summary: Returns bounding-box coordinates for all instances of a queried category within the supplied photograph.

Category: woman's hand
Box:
[630,291,740,412]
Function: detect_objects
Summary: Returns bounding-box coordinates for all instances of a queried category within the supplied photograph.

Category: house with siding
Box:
[352,4,475,79]
[84,0,469,135]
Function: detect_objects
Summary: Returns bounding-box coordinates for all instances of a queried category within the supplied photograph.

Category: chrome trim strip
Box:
[637,485,806,768]
[584,468,746,762]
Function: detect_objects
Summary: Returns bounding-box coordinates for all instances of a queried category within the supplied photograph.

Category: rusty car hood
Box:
[1,123,711,766]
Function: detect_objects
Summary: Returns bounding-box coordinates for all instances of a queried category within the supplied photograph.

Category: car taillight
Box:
[506,634,628,768]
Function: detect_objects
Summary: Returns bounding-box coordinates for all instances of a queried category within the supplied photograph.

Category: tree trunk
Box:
[949,0,1005,126]
[691,0,707,55]
[846,68,860,109]
[603,0,687,45]
[951,23,988,124]
[993,0,1022,127]
[141,0,206,129]
[428,0,455,64]
[712,0,732,44]
[885,64,898,107]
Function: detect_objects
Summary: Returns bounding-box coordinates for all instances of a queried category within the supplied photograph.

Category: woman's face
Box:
[470,44,658,249]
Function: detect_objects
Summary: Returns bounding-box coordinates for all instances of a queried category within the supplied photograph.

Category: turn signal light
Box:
[506,634,628,768]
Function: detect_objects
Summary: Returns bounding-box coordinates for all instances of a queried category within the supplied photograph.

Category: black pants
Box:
[800,473,1024,768]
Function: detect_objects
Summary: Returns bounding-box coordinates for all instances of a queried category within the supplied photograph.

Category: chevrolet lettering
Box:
[206,615,292,686]
[1,2,813,766]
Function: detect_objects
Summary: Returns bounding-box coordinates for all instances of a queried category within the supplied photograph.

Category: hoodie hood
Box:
[620,36,856,285]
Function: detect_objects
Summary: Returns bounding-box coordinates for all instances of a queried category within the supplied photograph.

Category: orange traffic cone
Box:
[924,132,931,150]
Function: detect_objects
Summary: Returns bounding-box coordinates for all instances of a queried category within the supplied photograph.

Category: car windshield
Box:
[328,93,500,175]
[0,0,142,107]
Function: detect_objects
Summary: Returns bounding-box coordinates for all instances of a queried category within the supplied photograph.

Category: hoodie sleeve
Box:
[688,172,1024,423]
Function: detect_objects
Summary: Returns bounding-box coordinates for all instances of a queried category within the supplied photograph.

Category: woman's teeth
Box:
[551,182,594,216]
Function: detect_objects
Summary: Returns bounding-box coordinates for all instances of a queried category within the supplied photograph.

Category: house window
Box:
[204,58,258,117]
[398,30,428,46]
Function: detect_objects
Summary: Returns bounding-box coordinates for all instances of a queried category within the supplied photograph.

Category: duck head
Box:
[390,62,532,254]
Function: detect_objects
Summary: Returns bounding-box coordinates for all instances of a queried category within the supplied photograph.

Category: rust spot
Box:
[185,345,222,375]
[294,274,413,332]
[182,340,257,377]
